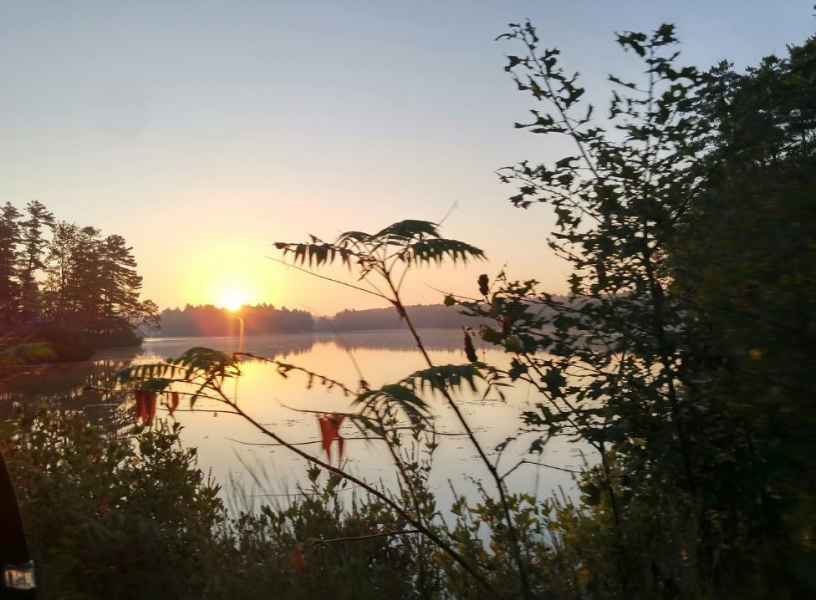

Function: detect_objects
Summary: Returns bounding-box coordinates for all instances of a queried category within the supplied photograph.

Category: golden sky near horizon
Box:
[163,217,555,316]
[2,2,811,315]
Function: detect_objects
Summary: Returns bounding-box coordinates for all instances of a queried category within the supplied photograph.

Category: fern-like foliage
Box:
[170,347,239,376]
[353,383,431,426]
[265,358,357,396]
[274,219,485,276]
[399,364,485,394]
[274,236,360,269]
[116,347,243,407]
[119,347,239,384]
[352,364,507,424]
[374,219,441,241]
[398,238,484,266]
[401,363,508,401]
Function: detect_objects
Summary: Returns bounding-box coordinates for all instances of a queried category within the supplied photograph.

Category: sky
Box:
[1,1,813,315]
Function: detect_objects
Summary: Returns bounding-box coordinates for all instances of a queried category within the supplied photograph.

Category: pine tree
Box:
[42,221,78,321]
[0,203,21,326]
[17,200,55,322]
[69,226,104,328]
[41,224,157,340]
[98,234,144,333]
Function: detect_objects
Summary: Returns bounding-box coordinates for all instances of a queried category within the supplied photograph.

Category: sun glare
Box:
[219,288,248,312]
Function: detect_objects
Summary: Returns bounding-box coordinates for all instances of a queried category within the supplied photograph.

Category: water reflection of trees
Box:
[326,329,475,352]
[145,329,475,357]
[0,343,143,414]
[0,358,132,413]
[142,333,316,361]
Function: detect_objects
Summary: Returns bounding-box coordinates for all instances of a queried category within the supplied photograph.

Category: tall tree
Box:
[449,21,816,597]
[42,221,78,321]
[673,34,816,586]
[98,234,157,332]
[0,203,21,326]
[67,226,104,327]
[17,200,55,322]
[42,224,157,339]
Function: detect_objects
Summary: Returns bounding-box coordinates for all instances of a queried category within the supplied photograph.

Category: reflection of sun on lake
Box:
[10,330,586,513]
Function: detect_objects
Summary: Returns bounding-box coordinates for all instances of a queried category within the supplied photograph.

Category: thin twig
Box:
[236,353,358,397]
[267,256,389,301]
[226,436,382,447]
[279,403,362,419]
[501,459,582,480]
[310,529,422,545]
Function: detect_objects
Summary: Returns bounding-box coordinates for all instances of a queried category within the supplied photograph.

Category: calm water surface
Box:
[3,330,584,512]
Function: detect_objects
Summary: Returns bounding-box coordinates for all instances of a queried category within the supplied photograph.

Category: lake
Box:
[1,329,584,513]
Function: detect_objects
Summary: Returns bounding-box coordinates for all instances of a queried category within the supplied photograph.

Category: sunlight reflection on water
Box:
[137,329,585,513]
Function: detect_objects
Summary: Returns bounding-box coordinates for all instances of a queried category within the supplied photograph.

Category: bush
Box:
[2,409,224,599]
[0,410,454,599]
[0,408,599,599]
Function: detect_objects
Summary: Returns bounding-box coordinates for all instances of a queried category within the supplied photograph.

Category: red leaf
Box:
[135,390,157,425]
[290,543,306,574]
[144,392,157,425]
[316,413,346,463]
[318,417,333,460]
[135,390,147,423]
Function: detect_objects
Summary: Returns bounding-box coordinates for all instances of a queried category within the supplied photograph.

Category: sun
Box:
[218,288,248,312]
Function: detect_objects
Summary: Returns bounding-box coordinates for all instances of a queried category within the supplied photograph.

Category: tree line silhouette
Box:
[158,303,313,337]
[155,302,515,337]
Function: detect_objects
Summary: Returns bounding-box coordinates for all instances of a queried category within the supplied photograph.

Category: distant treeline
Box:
[0,200,156,360]
[157,304,313,337]
[314,299,562,332]
[155,301,560,337]
[315,304,490,332]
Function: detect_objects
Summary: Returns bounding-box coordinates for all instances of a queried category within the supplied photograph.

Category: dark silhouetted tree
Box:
[0,203,21,326]
[17,200,55,322]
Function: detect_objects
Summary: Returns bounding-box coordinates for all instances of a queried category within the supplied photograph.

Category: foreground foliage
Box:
[461,18,815,598]
[3,409,591,600]
[5,16,814,600]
